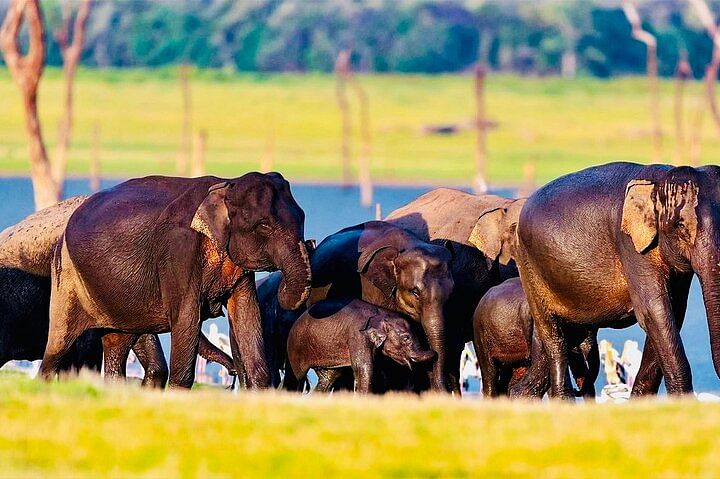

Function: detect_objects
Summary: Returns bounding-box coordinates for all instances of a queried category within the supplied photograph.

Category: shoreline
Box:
[0,172,522,190]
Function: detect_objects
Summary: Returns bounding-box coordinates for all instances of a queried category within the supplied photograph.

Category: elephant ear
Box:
[360,315,386,349]
[621,179,657,254]
[468,207,508,267]
[357,245,400,299]
[191,182,230,253]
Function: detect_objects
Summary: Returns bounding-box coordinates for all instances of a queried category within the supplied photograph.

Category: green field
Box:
[0,374,718,478]
[0,68,716,185]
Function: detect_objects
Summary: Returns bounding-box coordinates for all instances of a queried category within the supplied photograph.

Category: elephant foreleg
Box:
[632,273,692,396]
[625,266,692,395]
[227,275,270,389]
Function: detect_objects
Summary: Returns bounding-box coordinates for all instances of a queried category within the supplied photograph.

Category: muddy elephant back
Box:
[386,188,510,246]
[0,196,88,276]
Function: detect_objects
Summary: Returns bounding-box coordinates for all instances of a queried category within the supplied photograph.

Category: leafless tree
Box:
[622,0,661,162]
[177,64,192,176]
[1,0,56,209]
[688,0,720,136]
[335,49,373,205]
[473,64,488,194]
[53,0,92,196]
[0,0,91,210]
[335,50,353,188]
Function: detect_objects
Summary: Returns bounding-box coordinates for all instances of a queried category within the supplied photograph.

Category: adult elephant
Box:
[385,188,526,392]
[0,197,234,386]
[39,172,311,388]
[514,162,720,399]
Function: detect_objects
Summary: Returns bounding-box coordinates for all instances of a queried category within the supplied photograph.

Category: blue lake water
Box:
[1,176,717,393]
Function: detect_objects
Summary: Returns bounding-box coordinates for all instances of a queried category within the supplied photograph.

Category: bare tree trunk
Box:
[674,54,692,165]
[53,0,91,197]
[335,50,352,188]
[519,158,536,198]
[190,130,206,178]
[177,64,192,176]
[622,1,661,162]
[688,0,720,136]
[260,111,274,173]
[690,100,705,166]
[0,0,58,210]
[473,64,488,194]
[89,122,100,192]
[348,73,372,207]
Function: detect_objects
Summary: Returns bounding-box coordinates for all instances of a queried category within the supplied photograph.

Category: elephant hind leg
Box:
[133,334,169,389]
[39,300,90,381]
[102,333,138,383]
[315,368,343,393]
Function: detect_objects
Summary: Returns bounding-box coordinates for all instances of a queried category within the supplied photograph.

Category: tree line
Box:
[0,0,717,78]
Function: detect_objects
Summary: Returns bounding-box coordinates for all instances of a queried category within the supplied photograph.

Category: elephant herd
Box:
[0,161,718,399]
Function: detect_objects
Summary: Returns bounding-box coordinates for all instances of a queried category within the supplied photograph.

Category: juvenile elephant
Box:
[286,298,436,393]
[473,278,599,398]
[0,197,234,386]
[514,163,720,398]
[386,188,526,392]
[40,172,311,388]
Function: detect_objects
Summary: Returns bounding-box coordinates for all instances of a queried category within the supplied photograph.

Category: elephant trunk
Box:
[275,239,312,311]
[423,306,449,392]
[698,262,720,379]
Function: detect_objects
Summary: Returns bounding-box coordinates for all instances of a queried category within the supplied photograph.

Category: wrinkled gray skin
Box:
[473,278,599,398]
[286,298,436,394]
[40,173,311,389]
[514,163,720,398]
[0,197,234,386]
[386,188,526,392]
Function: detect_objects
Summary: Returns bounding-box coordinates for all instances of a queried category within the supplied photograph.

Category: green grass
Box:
[0,374,719,478]
[0,68,717,185]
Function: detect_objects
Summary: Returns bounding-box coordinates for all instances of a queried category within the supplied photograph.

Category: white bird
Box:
[207,323,232,356]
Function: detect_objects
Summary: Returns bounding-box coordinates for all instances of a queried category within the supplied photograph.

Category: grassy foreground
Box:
[0,68,718,185]
[0,374,717,478]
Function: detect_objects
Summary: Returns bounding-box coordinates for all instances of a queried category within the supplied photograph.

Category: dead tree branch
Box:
[622,0,661,162]
[53,0,92,194]
[688,0,720,136]
[0,0,57,209]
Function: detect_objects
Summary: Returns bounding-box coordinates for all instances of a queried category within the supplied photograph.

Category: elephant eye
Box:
[256,222,272,235]
[403,335,412,343]
[410,287,421,298]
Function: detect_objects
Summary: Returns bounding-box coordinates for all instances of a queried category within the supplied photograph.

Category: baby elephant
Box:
[286,298,436,394]
[473,278,599,398]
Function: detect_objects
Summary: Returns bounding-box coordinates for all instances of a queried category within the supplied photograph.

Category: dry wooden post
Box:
[335,49,352,187]
[689,100,705,166]
[473,64,488,194]
[89,122,100,192]
[177,64,192,176]
[0,0,58,210]
[375,203,382,221]
[190,130,206,178]
[688,0,720,136]
[53,0,91,196]
[673,53,692,165]
[348,72,372,207]
[622,1,661,163]
[519,159,536,198]
[260,111,275,173]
